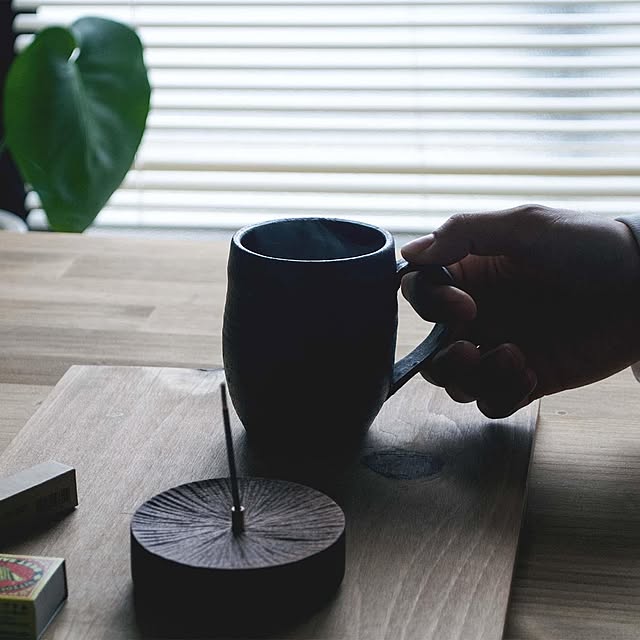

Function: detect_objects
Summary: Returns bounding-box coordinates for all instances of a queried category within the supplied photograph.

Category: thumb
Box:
[401,206,544,265]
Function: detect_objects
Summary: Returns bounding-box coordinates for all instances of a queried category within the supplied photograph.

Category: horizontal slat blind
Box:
[13,0,640,233]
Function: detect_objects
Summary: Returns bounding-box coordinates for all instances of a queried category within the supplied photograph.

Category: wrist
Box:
[614,215,640,284]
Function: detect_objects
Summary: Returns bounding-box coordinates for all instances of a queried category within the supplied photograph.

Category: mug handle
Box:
[387,259,454,398]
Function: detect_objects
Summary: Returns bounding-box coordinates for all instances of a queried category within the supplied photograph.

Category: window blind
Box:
[12,0,640,234]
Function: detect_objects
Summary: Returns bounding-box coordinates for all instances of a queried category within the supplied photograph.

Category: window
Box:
[13,0,640,234]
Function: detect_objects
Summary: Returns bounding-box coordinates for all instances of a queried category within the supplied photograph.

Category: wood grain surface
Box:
[0,365,537,639]
[0,232,638,638]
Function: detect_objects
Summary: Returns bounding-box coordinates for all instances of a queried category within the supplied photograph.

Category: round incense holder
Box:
[131,477,346,636]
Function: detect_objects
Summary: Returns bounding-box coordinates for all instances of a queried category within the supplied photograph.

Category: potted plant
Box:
[1,16,150,232]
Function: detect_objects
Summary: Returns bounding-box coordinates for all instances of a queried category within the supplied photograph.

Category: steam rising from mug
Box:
[223,218,452,456]
[241,218,385,261]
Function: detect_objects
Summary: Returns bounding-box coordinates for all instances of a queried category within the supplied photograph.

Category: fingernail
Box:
[525,368,537,392]
[494,345,524,370]
[447,385,476,404]
[403,234,435,256]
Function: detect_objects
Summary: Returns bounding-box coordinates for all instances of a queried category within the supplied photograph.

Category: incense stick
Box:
[221,382,244,533]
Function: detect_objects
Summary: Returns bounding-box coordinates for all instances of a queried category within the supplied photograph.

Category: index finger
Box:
[401,272,477,324]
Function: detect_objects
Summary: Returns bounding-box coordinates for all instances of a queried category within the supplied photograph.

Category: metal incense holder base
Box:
[130,385,346,636]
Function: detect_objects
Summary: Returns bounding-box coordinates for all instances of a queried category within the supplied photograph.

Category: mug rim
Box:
[233,217,394,263]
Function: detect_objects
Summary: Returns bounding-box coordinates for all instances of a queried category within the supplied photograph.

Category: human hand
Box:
[401,205,640,418]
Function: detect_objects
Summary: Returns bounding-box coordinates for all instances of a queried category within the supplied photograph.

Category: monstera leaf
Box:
[4,17,150,232]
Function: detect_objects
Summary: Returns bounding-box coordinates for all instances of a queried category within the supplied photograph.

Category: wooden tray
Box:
[0,365,539,639]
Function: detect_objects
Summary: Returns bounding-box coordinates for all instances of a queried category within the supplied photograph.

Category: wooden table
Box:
[0,231,638,639]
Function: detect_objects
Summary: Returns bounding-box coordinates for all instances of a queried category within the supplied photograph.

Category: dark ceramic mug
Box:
[223,218,452,454]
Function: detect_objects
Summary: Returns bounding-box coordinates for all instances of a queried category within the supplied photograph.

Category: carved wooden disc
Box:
[130,477,346,636]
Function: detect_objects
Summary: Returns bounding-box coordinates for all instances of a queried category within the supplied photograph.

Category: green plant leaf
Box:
[4,17,150,232]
